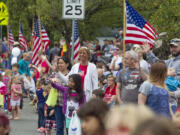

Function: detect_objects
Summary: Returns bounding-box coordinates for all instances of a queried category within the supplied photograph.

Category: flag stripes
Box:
[125,1,158,46]
[19,22,28,50]
[8,26,14,45]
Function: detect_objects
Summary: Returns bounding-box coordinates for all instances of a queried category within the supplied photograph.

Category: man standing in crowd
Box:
[49,41,60,63]
[144,38,180,81]
[116,50,147,104]
[102,39,113,60]
[2,37,9,53]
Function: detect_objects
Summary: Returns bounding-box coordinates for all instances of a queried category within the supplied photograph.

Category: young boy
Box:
[165,68,180,113]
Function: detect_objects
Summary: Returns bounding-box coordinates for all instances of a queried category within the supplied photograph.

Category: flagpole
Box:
[71,19,75,64]
[123,0,126,70]
[32,18,34,51]
[18,19,20,44]
[38,14,44,53]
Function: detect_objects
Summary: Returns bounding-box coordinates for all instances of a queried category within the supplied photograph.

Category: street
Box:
[10,98,56,135]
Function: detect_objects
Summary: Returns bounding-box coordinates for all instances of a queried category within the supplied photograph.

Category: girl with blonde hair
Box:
[105,104,155,135]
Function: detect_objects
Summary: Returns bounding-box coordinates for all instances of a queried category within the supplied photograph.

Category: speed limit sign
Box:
[62,0,85,19]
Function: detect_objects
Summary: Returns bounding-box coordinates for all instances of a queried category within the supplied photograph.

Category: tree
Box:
[6,0,180,58]
[6,0,122,45]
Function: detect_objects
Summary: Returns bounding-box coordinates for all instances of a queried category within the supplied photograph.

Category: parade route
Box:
[10,98,56,135]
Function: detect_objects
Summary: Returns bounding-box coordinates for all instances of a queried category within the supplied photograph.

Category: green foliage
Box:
[4,0,180,58]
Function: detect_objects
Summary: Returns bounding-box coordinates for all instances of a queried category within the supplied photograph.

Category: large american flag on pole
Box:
[32,18,50,66]
[32,18,41,66]
[125,1,158,46]
[8,26,14,45]
[19,22,28,50]
[41,23,50,51]
[70,20,80,61]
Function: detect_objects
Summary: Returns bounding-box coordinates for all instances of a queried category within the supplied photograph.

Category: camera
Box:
[40,77,51,85]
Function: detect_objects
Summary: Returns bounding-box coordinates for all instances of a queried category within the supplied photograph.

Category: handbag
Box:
[68,111,82,135]
[46,88,58,107]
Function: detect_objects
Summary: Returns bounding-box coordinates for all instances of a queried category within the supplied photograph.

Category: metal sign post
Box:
[62,0,85,63]
[71,19,75,63]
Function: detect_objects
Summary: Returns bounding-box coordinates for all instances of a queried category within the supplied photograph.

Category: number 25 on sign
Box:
[62,0,85,19]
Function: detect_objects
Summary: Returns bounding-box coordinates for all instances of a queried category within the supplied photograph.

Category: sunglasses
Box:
[169,39,180,44]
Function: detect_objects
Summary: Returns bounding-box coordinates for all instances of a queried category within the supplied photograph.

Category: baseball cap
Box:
[169,38,180,46]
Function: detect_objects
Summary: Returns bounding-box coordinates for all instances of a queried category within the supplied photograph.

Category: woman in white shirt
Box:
[56,47,98,101]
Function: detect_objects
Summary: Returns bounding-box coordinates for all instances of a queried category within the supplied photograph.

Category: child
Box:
[51,74,84,134]
[10,76,22,120]
[44,85,56,135]
[165,68,180,113]
[0,73,6,110]
[78,99,109,135]
[2,70,11,112]
[92,89,105,99]
[35,79,46,132]
[23,74,36,99]
[104,75,116,107]
[12,63,20,77]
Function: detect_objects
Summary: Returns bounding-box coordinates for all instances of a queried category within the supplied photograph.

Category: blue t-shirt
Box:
[139,81,171,118]
[36,88,46,104]
[18,59,31,77]
[165,76,180,91]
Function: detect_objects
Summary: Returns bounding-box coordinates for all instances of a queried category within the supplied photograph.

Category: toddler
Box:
[165,68,180,113]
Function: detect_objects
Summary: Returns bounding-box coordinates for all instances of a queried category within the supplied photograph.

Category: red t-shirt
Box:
[104,84,116,102]
[78,64,88,90]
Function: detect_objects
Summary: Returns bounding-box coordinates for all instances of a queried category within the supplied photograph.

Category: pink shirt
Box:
[0,82,7,95]
[11,84,21,101]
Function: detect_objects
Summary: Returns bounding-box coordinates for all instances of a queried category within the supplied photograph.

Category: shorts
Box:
[11,99,20,107]
[45,120,56,130]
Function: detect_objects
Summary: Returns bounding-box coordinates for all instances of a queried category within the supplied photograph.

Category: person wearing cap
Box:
[143,38,180,81]
[0,112,10,135]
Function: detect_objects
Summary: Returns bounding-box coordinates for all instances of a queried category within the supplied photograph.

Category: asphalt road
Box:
[9,98,56,135]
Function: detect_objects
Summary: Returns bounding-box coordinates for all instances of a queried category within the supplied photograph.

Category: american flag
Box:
[125,1,158,46]
[19,22,28,50]
[32,18,50,66]
[8,26,14,45]
[41,23,50,51]
[70,20,80,61]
